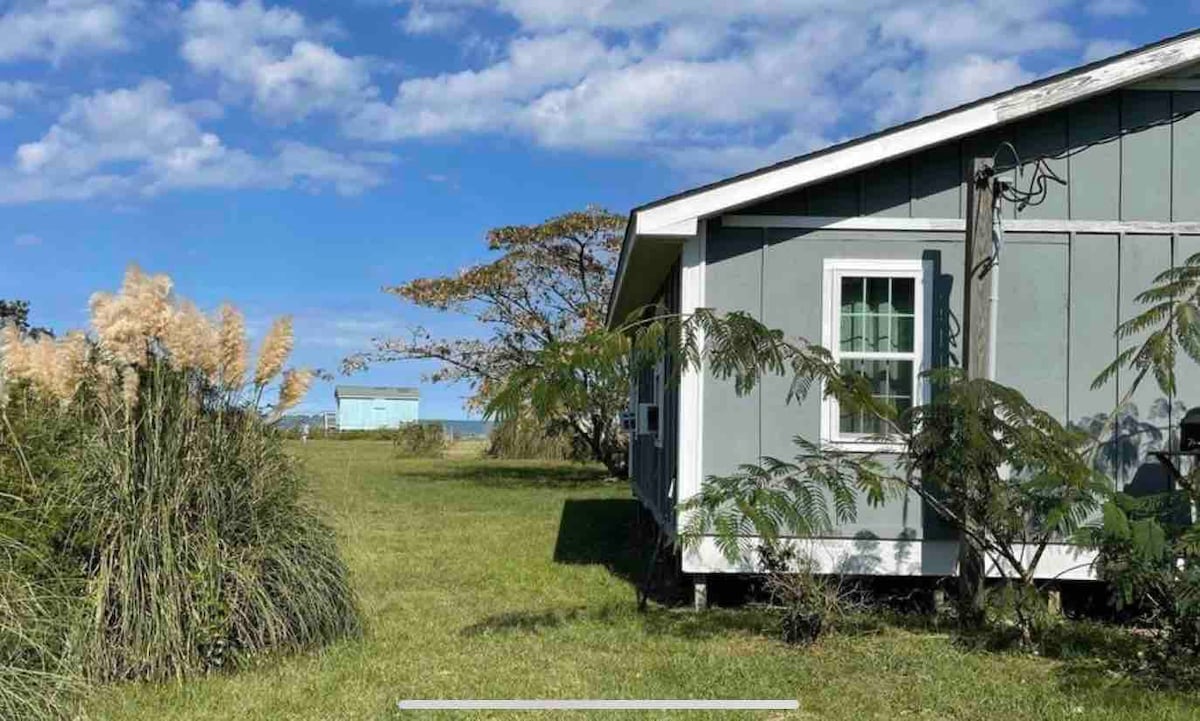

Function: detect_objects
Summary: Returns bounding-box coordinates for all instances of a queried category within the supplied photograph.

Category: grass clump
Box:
[0,266,360,702]
[392,422,446,457]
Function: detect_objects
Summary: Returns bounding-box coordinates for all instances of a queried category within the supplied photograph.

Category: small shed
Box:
[334,386,419,430]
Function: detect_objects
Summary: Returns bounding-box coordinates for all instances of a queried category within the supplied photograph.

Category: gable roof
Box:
[335,385,420,401]
[608,27,1200,327]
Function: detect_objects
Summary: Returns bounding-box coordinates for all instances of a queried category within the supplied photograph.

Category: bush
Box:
[0,266,361,689]
[1085,490,1200,687]
[393,422,446,457]
[487,415,574,461]
[759,544,857,645]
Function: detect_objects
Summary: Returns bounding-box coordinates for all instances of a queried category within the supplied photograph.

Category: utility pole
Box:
[958,156,997,628]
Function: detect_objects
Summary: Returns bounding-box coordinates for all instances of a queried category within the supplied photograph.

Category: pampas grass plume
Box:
[254,316,293,386]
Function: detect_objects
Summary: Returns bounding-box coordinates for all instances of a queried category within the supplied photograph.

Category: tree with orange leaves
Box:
[349,207,629,475]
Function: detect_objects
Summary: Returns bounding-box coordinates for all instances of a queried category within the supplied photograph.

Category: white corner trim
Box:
[820,258,930,452]
[723,215,1200,235]
[634,32,1200,237]
[676,221,706,525]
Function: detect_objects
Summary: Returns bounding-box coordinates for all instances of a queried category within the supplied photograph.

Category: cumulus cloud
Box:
[1083,38,1135,62]
[0,80,40,119]
[399,2,468,34]
[335,0,1094,177]
[0,80,392,203]
[0,0,1154,197]
[0,0,139,63]
[182,0,377,121]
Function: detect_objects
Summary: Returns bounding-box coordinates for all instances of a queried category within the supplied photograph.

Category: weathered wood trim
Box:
[723,214,1200,235]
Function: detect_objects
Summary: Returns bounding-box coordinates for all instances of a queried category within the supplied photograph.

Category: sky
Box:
[0,0,1196,419]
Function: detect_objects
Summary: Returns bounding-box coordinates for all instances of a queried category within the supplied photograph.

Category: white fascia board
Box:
[635,33,1200,237]
[723,215,1200,235]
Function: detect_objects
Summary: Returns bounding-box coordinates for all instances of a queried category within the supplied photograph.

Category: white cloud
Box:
[13,233,42,246]
[0,81,35,120]
[0,0,1143,197]
[0,0,138,64]
[399,2,467,34]
[182,0,377,121]
[0,80,393,203]
[1083,38,1134,62]
[336,0,1091,177]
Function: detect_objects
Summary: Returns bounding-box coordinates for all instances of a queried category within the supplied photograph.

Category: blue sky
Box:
[0,0,1196,419]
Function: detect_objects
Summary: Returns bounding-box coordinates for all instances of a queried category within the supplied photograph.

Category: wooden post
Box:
[693,575,708,612]
[963,157,996,382]
[957,157,997,628]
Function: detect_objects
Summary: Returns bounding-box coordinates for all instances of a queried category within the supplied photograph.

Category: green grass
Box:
[86,440,1200,720]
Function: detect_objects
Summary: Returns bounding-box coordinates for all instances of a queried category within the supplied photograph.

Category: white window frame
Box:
[652,357,665,448]
[820,258,932,452]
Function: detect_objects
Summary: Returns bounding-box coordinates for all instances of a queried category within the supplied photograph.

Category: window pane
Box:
[891,316,914,352]
[841,277,864,314]
[838,359,915,436]
[892,277,915,314]
[864,313,890,352]
[841,359,887,395]
[840,314,865,351]
[866,277,890,313]
[840,407,862,434]
[888,360,913,398]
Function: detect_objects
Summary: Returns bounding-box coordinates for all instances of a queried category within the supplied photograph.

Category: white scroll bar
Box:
[397,699,799,710]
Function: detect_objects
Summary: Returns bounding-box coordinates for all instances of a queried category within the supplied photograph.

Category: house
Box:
[334,385,419,430]
[609,29,1200,586]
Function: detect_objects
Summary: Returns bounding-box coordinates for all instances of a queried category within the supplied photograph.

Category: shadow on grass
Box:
[389,459,613,489]
[553,498,644,584]
[459,603,778,642]
[461,608,588,637]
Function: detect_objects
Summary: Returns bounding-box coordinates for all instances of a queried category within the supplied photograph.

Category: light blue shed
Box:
[334,386,419,430]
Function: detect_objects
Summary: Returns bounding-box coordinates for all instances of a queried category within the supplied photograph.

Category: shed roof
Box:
[335,385,420,400]
[607,27,1200,327]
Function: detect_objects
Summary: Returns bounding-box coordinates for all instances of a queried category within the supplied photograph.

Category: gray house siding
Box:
[630,261,681,537]
[739,90,1200,224]
[696,89,1200,549]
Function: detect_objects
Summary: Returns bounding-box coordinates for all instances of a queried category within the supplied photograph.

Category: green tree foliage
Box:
[350,208,629,475]
[1083,246,1200,683]
[0,300,52,339]
[1093,249,1200,400]
[682,363,1105,638]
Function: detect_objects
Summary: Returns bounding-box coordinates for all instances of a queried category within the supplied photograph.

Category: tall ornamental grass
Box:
[0,266,360,689]
[0,533,80,721]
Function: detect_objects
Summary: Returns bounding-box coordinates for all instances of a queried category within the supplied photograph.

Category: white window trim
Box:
[820,258,932,453]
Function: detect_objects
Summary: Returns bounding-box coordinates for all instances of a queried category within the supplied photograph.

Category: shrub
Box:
[758,544,858,645]
[0,266,361,684]
[1084,490,1200,687]
[487,415,574,461]
[393,422,446,457]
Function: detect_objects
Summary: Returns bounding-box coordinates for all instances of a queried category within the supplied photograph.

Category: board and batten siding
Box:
[741,89,1200,223]
[696,88,1200,559]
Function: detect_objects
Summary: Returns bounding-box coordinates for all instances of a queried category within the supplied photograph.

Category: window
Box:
[822,259,927,449]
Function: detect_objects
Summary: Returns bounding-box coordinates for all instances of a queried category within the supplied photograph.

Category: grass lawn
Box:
[86,440,1200,720]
